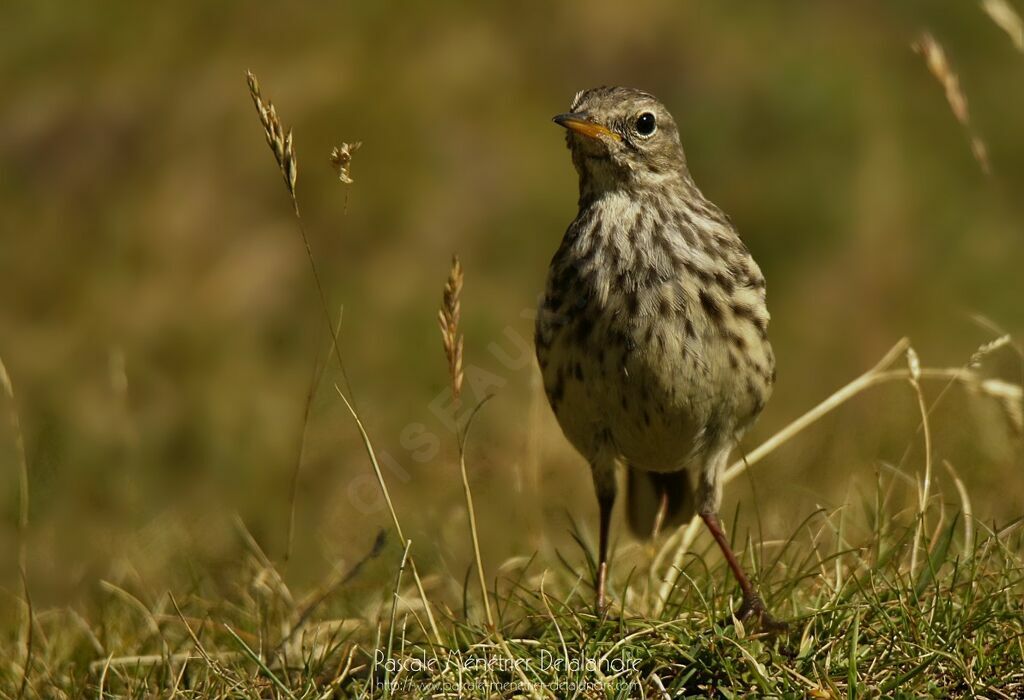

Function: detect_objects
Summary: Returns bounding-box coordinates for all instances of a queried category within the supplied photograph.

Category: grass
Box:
[6,474,1023,697]
[4,70,1024,699]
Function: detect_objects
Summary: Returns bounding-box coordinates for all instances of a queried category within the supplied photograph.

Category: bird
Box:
[535,86,780,627]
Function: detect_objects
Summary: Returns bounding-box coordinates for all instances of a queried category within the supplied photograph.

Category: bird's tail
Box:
[626,468,695,539]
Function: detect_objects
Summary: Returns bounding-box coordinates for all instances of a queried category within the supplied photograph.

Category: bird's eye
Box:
[635,112,657,136]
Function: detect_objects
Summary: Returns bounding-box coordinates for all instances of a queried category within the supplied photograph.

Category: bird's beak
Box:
[553,113,621,142]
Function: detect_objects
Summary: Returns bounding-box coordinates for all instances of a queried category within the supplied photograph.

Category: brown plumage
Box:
[536,87,781,628]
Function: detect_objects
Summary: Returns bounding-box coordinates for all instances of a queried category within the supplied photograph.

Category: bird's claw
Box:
[736,593,788,635]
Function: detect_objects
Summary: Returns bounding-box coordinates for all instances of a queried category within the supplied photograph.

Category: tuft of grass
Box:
[6,479,1022,696]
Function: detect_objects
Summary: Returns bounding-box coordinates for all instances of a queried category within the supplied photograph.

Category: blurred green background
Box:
[2,1,1023,614]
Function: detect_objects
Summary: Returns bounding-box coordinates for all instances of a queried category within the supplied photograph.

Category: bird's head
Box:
[554,87,688,194]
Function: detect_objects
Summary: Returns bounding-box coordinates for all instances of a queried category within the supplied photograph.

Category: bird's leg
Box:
[700,511,756,599]
[590,458,618,615]
[595,490,614,614]
[700,511,786,632]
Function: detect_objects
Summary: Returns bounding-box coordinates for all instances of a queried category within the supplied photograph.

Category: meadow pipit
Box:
[536,87,779,627]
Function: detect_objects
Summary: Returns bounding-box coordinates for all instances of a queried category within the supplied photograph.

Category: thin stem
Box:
[908,358,934,576]
[383,540,412,696]
[286,306,345,563]
[722,338,911,483]
[457,397,496,629]
[285,359,318,563]
[290,203,356,404]
[1,357,32,679]
[16,571,32,700]
[334,385,442,647]
[944,460,974,558]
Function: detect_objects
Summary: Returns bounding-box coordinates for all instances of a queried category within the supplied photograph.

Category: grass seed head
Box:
[969,334,1012,369]
[906,346,921,384]
[330,142,362,184]
[246,70,298,196]
[438,255,464,401]
[912,32,991,174]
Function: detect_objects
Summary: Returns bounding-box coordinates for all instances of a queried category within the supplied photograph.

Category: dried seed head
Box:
[438,256,464,401]
[906,347,921,384]
[975,378,1024,435]
[912,33,990,174]
[330,142,362,184]
[969,334,1012,369]
[982,0,1024,52]
[246,70,299,197]
[284,129,297,193]
[0,355,13,399]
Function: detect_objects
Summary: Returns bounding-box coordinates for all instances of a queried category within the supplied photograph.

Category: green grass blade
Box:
[223,625,297,700]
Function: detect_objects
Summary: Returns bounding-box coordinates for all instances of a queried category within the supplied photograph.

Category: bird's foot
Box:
[735,593,788,635]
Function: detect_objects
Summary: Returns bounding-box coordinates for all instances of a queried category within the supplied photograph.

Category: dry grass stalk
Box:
[905,346,933,577]
[246,71,298,196]
[982,0,1024,51]
[944,460,974,558]
[286,306,345,564]
[243,73,438,646]
[976,377,1024,433]
[88,651,243,673]
[333,385,442,646]
[969,334,1011,368]
[329,142,362,184]
[0,358,28,564]
[383,539,412,695]
[654,337,1024,612]
[912,32,991,174]
[244,70,359,408]
[458,410,495,630]
[436,258,495,629]
[438,255,465,401]
[1,356,32,686]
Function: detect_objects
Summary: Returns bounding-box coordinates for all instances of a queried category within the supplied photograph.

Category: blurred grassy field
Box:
[2,0,1023,655]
